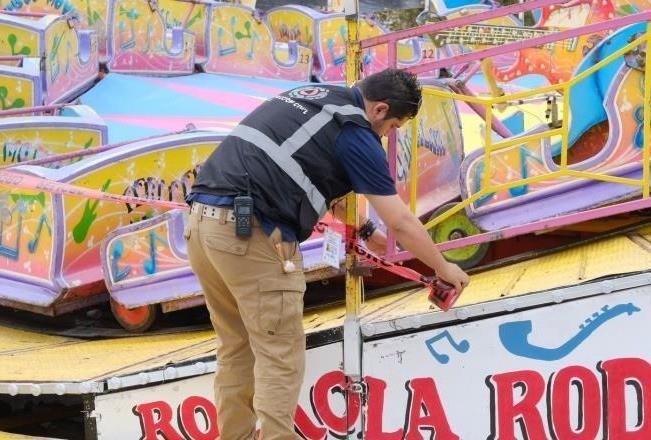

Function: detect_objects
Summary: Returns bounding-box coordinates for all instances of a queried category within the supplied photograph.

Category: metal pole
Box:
[344,1,364,437]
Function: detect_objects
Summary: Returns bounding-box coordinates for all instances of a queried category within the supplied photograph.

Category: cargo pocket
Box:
[203,233,249,255]
[258,276,306,336]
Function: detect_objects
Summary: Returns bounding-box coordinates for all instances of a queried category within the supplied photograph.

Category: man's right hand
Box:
[435,261,469,293]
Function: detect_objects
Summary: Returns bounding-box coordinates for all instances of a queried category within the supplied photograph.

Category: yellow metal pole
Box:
[344,0,362,322]
[409,117,418,213]
[560,84,571,171]
[643,22,651,198]
[344,2,364,437]
[480,58,506,112]
[482,103,494,192]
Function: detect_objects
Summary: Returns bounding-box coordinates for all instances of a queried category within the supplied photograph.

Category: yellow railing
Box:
[411,23,651,232]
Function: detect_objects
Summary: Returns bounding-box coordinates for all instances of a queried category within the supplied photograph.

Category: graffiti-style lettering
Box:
[3,142,38,164]
[124,167,199,217]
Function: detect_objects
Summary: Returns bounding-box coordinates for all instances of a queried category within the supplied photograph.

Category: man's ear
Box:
[371,101,389,120]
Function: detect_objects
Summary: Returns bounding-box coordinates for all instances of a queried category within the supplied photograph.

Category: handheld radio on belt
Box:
[234,174,254,237]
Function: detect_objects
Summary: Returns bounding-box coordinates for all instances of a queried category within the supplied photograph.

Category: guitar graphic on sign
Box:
[429,0,614,84]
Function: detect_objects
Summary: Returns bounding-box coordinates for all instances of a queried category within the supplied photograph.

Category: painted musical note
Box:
[234,20,259,60]
[28,214,52,253]
[118,6,140,50]
[48,33,64,83]
[499,303,640,361]
[246,31,260,60]
[143,22,153,54]
[0,200,25,261]
[326,38,345,66]
[143,230,168,275]
[633,106,645,150]
[110,240,131,282]
[425,330,470,364]
[217,16,238,56]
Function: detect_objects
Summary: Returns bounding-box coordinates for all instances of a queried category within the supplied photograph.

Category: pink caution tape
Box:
[0,170,188,211]
[0,169,459,310]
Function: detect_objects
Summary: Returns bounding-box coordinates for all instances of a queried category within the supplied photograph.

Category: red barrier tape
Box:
[0,169,459,310]
[316,222,459,311]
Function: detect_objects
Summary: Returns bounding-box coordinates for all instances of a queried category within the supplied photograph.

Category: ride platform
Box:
[1,224,650,437]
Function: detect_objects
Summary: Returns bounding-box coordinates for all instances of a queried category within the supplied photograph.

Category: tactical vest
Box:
[192,85,374,241]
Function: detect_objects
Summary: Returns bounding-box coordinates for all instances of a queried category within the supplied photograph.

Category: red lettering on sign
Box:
[487,370,547,440]
[178,396,219,440]
[365,376,403,439]
[133,400,184,440]
[311,370,360,437]
[294,405,327,440]
[548,366,601,440]
[404,377,459,440]
[600,358,651,439]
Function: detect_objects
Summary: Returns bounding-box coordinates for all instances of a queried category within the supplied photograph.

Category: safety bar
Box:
[383,17,651,263]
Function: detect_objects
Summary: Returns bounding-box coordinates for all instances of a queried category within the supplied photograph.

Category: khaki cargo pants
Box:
[185,203,306,440]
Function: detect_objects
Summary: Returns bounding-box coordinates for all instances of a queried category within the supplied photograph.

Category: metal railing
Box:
[351,6,651,262]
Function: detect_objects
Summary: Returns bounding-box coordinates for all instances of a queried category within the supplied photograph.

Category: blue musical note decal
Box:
[217,16,238,56]
[0,199,25,260]
[634,105,645,150]
[499,303,640,361]
[28,214,52,253]
[143,230,168,275]
[326,38,345,66]
[425,330,470,364]
[110,240,131,282]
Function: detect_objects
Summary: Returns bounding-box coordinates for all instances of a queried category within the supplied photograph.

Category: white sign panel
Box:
[94,288,651,439]
[362,288,651,439]
[94,342,344,439]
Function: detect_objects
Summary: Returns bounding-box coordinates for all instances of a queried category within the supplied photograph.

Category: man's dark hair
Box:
[357,68,422,119]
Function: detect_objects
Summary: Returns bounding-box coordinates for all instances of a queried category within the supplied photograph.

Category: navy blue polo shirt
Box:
[188,87,396,242]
